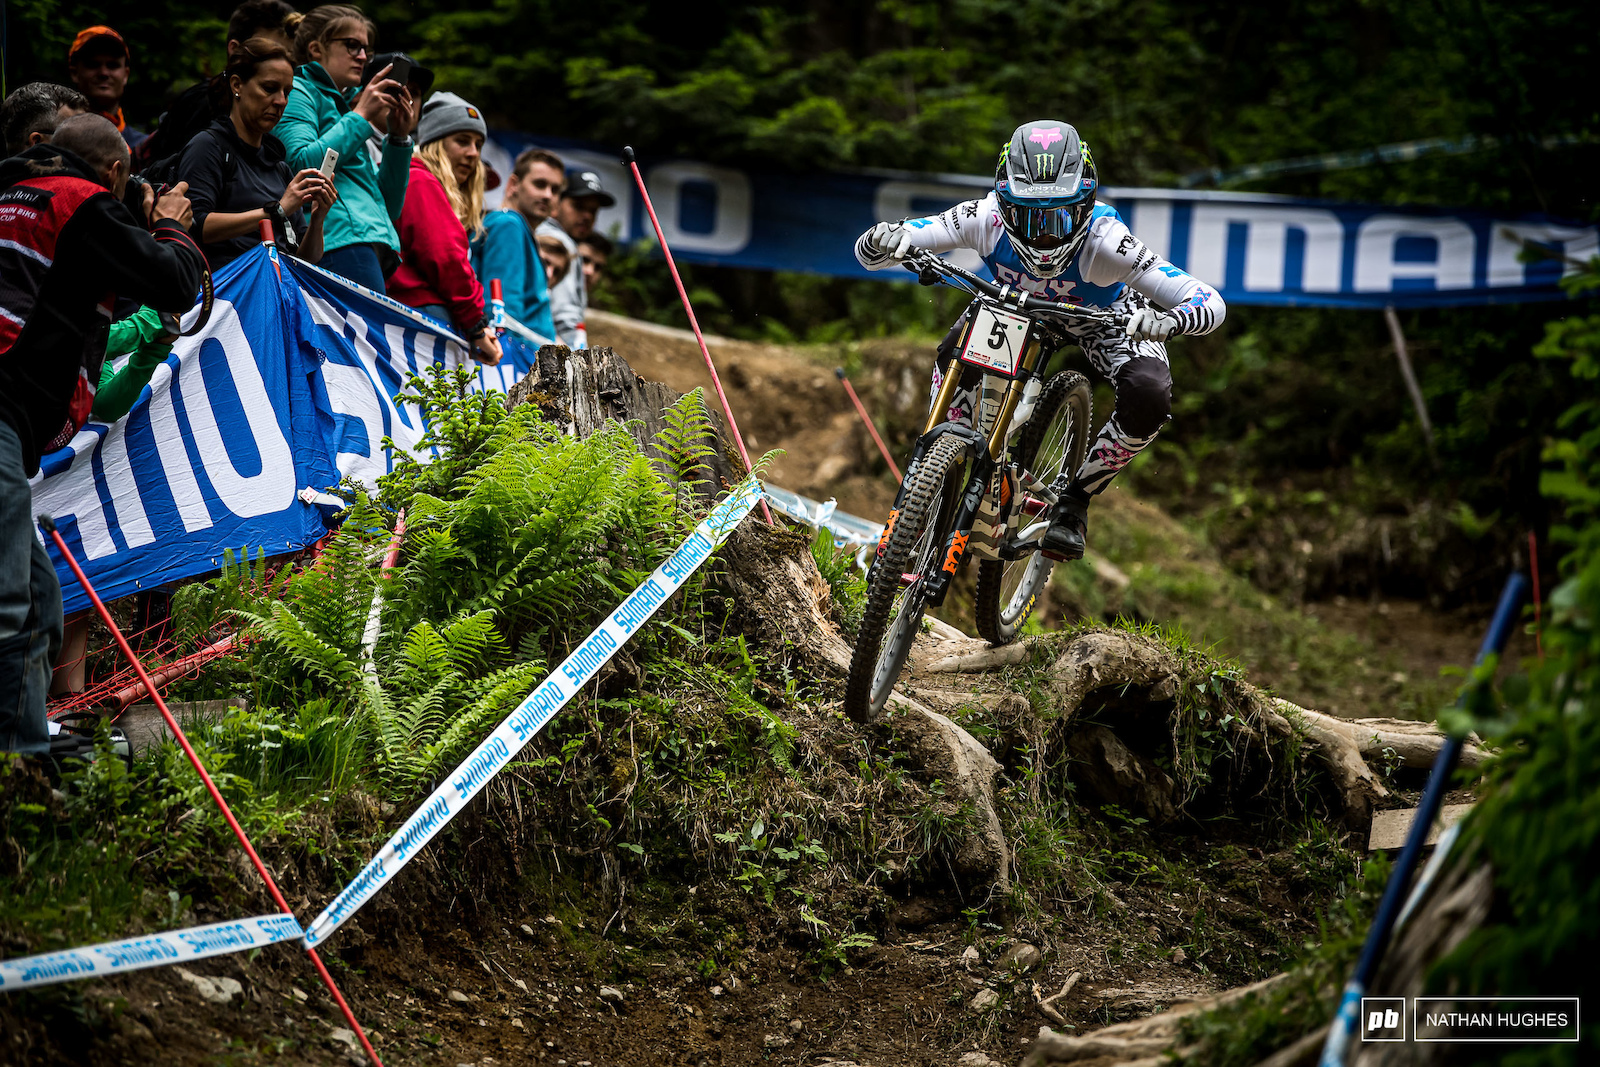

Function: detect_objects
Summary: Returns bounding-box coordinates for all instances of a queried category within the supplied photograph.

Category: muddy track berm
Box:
[844,250,1121,725]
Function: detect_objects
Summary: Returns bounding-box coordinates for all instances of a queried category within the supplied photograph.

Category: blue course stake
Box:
[1319,572,1527,1065]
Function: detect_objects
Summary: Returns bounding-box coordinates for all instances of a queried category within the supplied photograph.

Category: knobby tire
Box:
[844,432,969,725]
[975,371,1092,645]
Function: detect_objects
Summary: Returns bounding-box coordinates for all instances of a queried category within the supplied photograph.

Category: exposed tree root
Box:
[1288,704,1487,770]
[1038,629,1388,827]
[1021,973,1291,1066]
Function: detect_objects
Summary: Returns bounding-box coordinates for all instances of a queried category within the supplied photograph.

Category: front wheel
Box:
[974,371,1092,645]
[844,432,969,724]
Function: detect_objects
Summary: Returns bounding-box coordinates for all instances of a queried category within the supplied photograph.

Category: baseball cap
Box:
[564,168,616,207]
[68,26,128,63]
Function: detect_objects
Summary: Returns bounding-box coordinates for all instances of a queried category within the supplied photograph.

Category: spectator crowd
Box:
[0,1,616,759]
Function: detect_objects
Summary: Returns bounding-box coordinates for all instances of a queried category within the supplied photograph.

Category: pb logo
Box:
[1361,997,1406,1042]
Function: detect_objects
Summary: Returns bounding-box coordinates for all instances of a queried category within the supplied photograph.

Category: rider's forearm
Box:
[1165,283,1226,336]
[1118,245,1227,335]
[854,201,979,270]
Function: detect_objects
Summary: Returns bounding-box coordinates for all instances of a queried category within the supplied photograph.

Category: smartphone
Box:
[362,51,409,90]
[319,148,339,178]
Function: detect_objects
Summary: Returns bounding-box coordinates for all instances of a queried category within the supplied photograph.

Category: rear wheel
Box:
[974,372,1092,645]
[844,433,969,724]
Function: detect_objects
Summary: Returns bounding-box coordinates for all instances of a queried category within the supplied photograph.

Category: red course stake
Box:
[834,368,901,482]
[621,146,773,525]
[38,516,385,1067]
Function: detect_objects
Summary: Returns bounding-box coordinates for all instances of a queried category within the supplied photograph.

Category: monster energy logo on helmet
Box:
[994,119,1099,279]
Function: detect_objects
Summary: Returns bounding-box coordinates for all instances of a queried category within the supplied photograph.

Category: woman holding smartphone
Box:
[386,92,502,365]
[176,37,336,271]
[276,4,417,290]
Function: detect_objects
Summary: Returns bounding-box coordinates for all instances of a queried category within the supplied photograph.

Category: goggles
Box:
[997,183,1096,248]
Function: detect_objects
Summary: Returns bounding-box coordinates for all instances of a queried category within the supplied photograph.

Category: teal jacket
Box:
[277,62,410,254]
[471,210,557,343]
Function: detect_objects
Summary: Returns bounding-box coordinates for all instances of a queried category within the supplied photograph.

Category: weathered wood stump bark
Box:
[506,344,743,499]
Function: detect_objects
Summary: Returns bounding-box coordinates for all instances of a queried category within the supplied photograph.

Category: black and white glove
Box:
[1125,307,1181,341]
[863,221,917,261]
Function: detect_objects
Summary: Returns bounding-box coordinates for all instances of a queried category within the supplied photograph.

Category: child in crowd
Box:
[536,232,572,290]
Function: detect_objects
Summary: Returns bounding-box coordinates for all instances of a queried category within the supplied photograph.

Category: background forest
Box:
[6,0,1597,603]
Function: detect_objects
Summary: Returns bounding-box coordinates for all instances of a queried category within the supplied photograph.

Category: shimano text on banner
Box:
[303,480,765,946]
[0,914,303,994]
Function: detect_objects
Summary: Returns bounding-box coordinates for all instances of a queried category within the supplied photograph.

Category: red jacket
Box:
[385,157,487,335]
[0,144,204,474]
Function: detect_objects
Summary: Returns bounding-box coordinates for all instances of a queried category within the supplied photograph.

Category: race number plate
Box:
[959,304,1031,376]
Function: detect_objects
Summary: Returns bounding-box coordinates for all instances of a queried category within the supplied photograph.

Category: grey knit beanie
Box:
[416,91,487,147]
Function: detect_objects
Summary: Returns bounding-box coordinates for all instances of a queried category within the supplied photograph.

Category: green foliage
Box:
[654,388,720,497]
[173,367,681,798]
[1421,261,1600,1059]
[809,529,867,636]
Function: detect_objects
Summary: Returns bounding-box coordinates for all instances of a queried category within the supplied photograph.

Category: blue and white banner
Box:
[303,478,764,946]
[31,247,549,616]
[486,133,1597,309]
[0,913,302,993]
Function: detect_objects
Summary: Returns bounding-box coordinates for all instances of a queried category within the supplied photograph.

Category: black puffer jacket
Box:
[0,144,204,474]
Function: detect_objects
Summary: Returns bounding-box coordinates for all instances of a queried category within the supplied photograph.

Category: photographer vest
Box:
[0,174,116,456]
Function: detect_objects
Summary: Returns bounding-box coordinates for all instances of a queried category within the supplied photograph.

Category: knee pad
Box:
[1114,356,1172,438]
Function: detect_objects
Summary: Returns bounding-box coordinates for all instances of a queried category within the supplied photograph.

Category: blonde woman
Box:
[385,91,500,365]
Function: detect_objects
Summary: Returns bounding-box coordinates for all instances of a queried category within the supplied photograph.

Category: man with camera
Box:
[0,114,205,755]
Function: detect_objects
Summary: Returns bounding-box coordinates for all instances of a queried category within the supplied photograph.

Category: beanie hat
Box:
[416,92,486,148]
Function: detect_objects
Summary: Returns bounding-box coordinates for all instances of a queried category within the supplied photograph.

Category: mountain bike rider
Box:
[854,119,1226,561]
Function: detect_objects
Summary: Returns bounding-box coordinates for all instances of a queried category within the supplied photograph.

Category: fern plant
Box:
[655,387,720,500]
[171,371,692,799]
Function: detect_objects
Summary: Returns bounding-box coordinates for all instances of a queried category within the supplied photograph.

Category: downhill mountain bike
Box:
[842,250,1123,725]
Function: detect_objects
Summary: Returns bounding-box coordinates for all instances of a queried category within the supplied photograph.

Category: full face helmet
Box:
[994,120,1099,279]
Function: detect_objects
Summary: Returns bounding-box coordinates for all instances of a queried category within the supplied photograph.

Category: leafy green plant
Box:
[809,529,867,636]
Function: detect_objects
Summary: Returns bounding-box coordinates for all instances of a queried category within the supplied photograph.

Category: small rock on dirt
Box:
[961,945,981,966]
[328,1028,359,1053]
[599,986,624,1003]
[789,1017,804,1032]
[970,988,1001,1012]
[447,989,472,1003]
[764,1033,793,1048]
[957,1053,1002,1067]
[998,942,1042,974]
[291,986,309,1003]
[1172,947,1188,965]
[175,968,242,1005]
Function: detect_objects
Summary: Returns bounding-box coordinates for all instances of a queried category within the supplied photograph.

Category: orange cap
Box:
[68,26,128,63]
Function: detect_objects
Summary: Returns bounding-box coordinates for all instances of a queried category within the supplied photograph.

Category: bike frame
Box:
[876,252,1119,607]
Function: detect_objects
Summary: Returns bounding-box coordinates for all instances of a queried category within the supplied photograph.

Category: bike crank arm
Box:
[996,521,1051,561]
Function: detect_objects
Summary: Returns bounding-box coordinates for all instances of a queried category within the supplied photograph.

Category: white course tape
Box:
[303,479,765,946]
[0,913,303,994]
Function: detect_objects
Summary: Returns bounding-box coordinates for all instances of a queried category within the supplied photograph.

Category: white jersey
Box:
[856,192,1225,335]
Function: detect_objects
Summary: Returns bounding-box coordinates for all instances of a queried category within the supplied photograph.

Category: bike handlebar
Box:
[900,250,1122,326]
